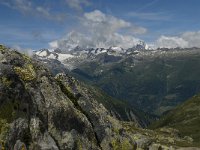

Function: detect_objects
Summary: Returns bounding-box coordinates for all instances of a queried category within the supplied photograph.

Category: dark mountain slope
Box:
[70,49,200,116]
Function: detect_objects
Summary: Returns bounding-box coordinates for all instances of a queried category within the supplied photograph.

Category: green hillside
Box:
[150,94,200,146]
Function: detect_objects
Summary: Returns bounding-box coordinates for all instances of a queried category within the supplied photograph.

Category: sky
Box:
[1,0,200,51]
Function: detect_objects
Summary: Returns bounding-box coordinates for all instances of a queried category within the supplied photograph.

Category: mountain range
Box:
[0,44,200,149]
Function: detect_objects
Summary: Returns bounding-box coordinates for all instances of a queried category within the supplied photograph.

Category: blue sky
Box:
[0,0,200,50]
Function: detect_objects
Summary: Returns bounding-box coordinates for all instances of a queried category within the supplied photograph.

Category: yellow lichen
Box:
[0,119,10,142]
[21,144,26,150]
[77,139,83,150]
[14,64,36,81]
[22,53,31,62]
[0,45,6,53]
[121,139,132,150]
[1,77,12,87]
[113,128,119,135]
[0,140,5,150]
[111,139,120,150]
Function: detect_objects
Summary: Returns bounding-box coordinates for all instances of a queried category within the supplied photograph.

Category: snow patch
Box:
[57,53,74,62]
[36,51,48,57]
[48,53,56,59]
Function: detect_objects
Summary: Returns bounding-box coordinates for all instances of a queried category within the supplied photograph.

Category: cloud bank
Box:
[49,10,147,50]
[155,31,200,48]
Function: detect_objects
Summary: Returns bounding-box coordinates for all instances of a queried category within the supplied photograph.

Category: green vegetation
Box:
[0,45,6,53]
[0,119,10,142]
[0,101,16,123]
[150,94,200,146]
[123,121,196,147]
[0,101,15,141]
[111,138,133,150]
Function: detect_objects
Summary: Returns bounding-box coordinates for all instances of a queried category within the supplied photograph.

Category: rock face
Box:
[0,45,99,149]
[0,45,199,149]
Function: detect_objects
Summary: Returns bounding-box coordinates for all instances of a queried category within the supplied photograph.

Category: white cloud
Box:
[0,0,66,21]
[83,10,146,35]
[49,41,59,49]
[35,6,66,22]
[0,0,32,13]
[181,31,200,48]
[12,45,33,56]
[155,36,188,48]
[14,0,32,12]
[155,31,200,48]
[36,6,50,17]
[49,10,146,50]
[84,10,131,28]
[65,0,90,11]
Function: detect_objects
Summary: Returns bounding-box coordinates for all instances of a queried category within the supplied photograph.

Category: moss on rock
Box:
[111,138,134,150]
[0,101,16,123]
[0,101,18,141]
[0,119,10,141]
[0,45,6,53]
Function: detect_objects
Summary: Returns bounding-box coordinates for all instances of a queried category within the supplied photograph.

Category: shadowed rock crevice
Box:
[56,78,103,148]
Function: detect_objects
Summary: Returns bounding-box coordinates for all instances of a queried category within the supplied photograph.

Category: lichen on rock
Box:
[0,76,12,87]
[14,64,36,81]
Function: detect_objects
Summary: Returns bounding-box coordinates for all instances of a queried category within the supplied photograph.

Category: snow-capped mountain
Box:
[35,40,148,60]
[34,40,200,71]
[35,49,75,61]
[34,45,143,69]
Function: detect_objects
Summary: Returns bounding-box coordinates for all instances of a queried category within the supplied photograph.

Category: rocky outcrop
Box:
[0,46,98,149]
[0,45,199,149]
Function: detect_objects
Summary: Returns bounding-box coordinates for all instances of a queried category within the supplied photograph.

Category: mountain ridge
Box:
[1,45,199,149]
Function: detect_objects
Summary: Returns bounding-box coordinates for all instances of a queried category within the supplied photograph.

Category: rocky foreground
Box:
[0,45,199,149]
